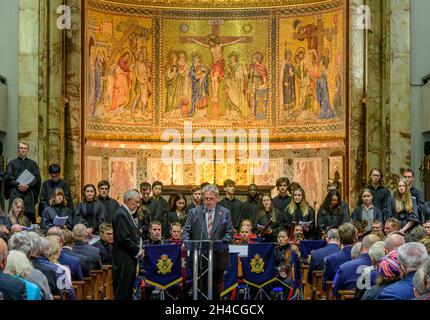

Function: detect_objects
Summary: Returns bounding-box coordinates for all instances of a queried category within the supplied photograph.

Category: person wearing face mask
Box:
[73,184,106,236]
[387,178,419,234]
[351,188,383,235]
[41,188,73,231]
[317,189,350,238]
[279,187,316,240]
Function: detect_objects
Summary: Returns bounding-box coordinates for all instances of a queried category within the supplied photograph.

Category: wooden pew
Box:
[102,265,113,300]
[326,281,334,300]
[301,265,312,300]
[90,270,104,300]
[72,281,85,300]
[82,276,94,300]
[312,270,324,300]
[338,290,356,300]
[105,265,113,300]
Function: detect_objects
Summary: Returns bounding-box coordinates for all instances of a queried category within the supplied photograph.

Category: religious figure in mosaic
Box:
[247,51,268,120]
[189,52,210,117]
[109,51,132,112]
[280,49,296,117]
[131,47,151,114]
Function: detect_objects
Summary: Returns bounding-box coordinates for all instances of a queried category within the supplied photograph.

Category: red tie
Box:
[207,210,213,238]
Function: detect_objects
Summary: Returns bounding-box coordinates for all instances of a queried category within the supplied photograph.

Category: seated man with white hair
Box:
[32,236,75,299]
[5,250,42,300]
[8,232,52,299]
[413,257,430,300]
[379,242,428,300]
[333,234,380,295]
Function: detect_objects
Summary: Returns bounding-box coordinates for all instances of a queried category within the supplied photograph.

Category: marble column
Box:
[64,0,82,201]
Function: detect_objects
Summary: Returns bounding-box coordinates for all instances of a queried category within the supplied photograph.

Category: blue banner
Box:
[242,243,277,288]
[144,244,182,289]
[221,253,239,297]
[299,240,327,262]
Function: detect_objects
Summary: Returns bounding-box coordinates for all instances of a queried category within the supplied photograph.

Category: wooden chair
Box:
[301,265,312,300]
[90,270,104,300]
[101,266,111,300]
[72,281,85,300]
[338,290,356,300]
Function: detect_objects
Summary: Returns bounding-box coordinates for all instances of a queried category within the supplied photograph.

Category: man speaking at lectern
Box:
[182,184,233,299]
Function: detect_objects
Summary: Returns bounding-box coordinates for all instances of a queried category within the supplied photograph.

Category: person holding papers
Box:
[41,188,73,231]
[5,142,41,224]
[279,187,316,239]
[253,193,281,242]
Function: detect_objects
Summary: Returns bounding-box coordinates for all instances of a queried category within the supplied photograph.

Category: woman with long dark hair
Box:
[74,184,106,235]
[317,189,350,237]
[253,193,281,242]
[279,187,316,239]
[164,193,187,238]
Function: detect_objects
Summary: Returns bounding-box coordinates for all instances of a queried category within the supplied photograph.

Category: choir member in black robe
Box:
[39,163,73,215]
[239,184,260,226]
[273,177,292,212]
[73,184,106,235]
[41,188,73,231]
[219,179,243,231]
[97,180,120,223]
[5,142,41,224]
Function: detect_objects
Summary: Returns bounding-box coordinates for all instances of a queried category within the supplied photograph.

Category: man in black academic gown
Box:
[5,142,41,224]
[239,184,260,225]
[112,189,143,300]
[273,177,292,212]
[39,163,73,214]
[218,179,242,231]
[97,180,120,223]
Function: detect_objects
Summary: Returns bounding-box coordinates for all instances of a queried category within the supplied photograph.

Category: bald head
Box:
[385,233,405,253]
[0,237,8,270]
[361,234,380,253]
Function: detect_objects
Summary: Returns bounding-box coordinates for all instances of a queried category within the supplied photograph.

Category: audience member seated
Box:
[307,228,340,284]
[5,250,42,300]
[413,257,430,300]
[45,235,73,285]
[423,220,430,237]
[384,218,401,235]
[0,238,27,300]
[93,222,113,265]
[0,207,11,229]
[74,184,106,236]
[61,228,92,276]
[379,242,428,300]
[361,250,402,300]
[384,233,405,255]
[420,237,430,254]
[406,226,428,243]
[323,223,357,289]
[333,234,379,295]
[72,224,102,270]
[274,230,299,298]
[350,242,362,260]
[354,241,385,299]
[0,224,10,242]
[46,227,83,281]
[41,188,73,231]
[34,237,76,299]
[371,220,383,233]
[8,232,52,299]
[8,198,31,228]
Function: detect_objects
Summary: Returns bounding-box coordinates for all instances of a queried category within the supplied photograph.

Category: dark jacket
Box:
[59,251,83,281]
[61,247,92,276]
[410,187,425,223]
[280,204,316,239]
[273,194,292,212]
[41,205,73,230]
[307,242,340,284]
[218,197,243,231]
[0,269,27,300]
[388,197,420,229]
[39,179,73,214]
[333,253,374,294]
[74,200,106,233]
[240,196,261,225]
[164,210,187,238]
[5,157,41,214]
[351,205,383,225]
[323,245,353,290]
[317,206,350,236]
[73,240,102,270]
[367,185,391,221]
[97,196,120,223]
[93,240,113,265]
[379,272,416,300]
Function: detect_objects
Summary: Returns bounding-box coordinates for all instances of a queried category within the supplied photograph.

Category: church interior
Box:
[0,0,430,302]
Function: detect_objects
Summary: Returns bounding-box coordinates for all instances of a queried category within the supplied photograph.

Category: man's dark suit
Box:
[307,242,340,284]
[73,240,102,270]
[322,245,353,290]
[182,204,233,299]
[59,251,83,281]
[62,247,92,276]
[0,269,27,300]
[112,205,141,300]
